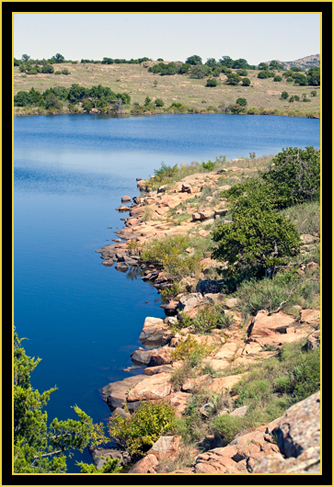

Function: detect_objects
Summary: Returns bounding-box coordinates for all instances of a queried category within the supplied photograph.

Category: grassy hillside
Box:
[14,61,320,118]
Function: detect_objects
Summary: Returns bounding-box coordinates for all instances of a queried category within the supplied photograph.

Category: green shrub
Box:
[210,414,244,445]
[141,235,200,280]
[171,334,216,367]
[108,401,176,457]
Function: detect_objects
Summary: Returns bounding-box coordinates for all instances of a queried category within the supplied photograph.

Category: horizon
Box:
[14,13,321,66]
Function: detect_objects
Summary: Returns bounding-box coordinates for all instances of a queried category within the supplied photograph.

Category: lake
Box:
[14,113,320,471]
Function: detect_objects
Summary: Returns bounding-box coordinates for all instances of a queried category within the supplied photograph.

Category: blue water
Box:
[14,113,320,471]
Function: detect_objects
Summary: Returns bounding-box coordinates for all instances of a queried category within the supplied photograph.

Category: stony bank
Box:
[94,151,321,474]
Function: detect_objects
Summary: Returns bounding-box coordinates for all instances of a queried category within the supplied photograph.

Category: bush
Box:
[210,414,244,445]
[171,334,216,367]
[281,91,289,99]
[261,146,320,208]
[236,97,247,106]
[154,98,164,107]
[242,78,251,86]
[206,78,217,87]
[108,401,176,457]
[274,75,282,82]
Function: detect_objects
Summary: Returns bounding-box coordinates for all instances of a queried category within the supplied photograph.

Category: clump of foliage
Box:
[210,414,244,445]
[212,186,302,281]
[14,332,109,473]
[108,401,176,457]
[231,340,320,425]
[177,303,234,335]
[141,235,201,280]
[171,334,217,367]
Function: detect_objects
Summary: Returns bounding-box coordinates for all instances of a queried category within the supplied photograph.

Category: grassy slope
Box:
[14,62,320,117]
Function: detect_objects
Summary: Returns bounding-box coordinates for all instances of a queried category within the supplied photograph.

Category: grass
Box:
[14,63,320,118]
[171,339,320,451]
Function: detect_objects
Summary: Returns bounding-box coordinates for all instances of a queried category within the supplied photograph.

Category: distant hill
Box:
[282,54,320,70]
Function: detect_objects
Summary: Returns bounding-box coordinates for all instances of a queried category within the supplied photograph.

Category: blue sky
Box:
[14,13,321,65]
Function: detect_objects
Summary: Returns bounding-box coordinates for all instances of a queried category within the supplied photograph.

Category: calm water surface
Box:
[14,113,320,470]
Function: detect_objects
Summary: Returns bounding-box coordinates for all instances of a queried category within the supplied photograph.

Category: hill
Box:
[14,58,320,118]
[282,54,320,70]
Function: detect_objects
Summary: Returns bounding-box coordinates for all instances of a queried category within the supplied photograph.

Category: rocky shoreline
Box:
[94,165,321,474]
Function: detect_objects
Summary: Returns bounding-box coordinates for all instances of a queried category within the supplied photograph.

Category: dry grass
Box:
[14,63,320,116]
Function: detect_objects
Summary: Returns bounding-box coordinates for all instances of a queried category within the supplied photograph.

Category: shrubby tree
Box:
[236,97,247,106]
[13,332,112,473]
[225,73,241,85]
[281,91,289,99]
[212,182,302,280]
[206,77,217,87]
[189,64,210,79]
[185,54,202,65]
[242,78,251,86]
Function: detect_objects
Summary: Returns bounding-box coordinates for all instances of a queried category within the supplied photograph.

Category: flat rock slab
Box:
[101,374,147,410]
[126,372,172,402]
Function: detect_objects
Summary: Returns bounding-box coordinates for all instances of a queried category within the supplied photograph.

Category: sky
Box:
[14,13,320,65]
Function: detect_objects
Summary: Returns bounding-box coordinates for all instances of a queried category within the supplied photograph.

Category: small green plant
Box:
[210,414,244,445]
[171,334,216,367]
[202,160,215,171]
[108,401,176,457]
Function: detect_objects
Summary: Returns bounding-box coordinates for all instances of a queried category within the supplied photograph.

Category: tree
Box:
[281,91,289,99]
[206,77,217,87]
[154,98,164,107]
[225,73,241,85]
[307,67,320,86]
[189,64,209,79]
[274,75,282,82]
[269,60,284,71]
[260,146,320,209]
[14,91,32,107]
[45,93,63,110]
[212,187,301,281]
[185,54,202,65]
[236,97,247,106]
[51,53,65,63]
[21,54,30,62]
[144,96,152,106]
[242,78,251,86]
[257,62,269,70]
[14,332,108,473]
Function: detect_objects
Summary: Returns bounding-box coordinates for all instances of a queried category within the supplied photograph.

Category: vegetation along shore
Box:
[15,145,321,473]
[14,53,320,118]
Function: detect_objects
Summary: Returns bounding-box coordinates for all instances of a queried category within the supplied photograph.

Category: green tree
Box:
[14,332,107,473]
[236,97,247,106]
[185,55,202,65]
[206,77,217,87]
[154,98,164,107]
[14,91,32,107]
[189,64,210,79]
[269,60,284,71]
[307,67,320,86]
[45,93,63,110]
[242,77,251,86]
[51,53,65,63]
[212,193,301,281]
[225,73,241,85]
[260,146,320,209]
[274,75,282,82]
[281,91,289,99]
[144,96,152,106]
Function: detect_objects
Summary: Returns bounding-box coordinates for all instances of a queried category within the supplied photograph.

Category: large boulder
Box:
[128,454,159,473]
[126,372,172,402]
[101,375,147,410]
[147,435,182,461]
[138,317,168,348]
[253,391,321,473]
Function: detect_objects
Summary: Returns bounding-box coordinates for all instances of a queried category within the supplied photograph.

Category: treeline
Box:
[147,56,320,86]
[14,84,131,112]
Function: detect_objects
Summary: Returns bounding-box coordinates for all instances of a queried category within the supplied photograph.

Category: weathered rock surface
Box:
[126,372,172,402]
[101,375,147,410]
[138,317,168,348]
